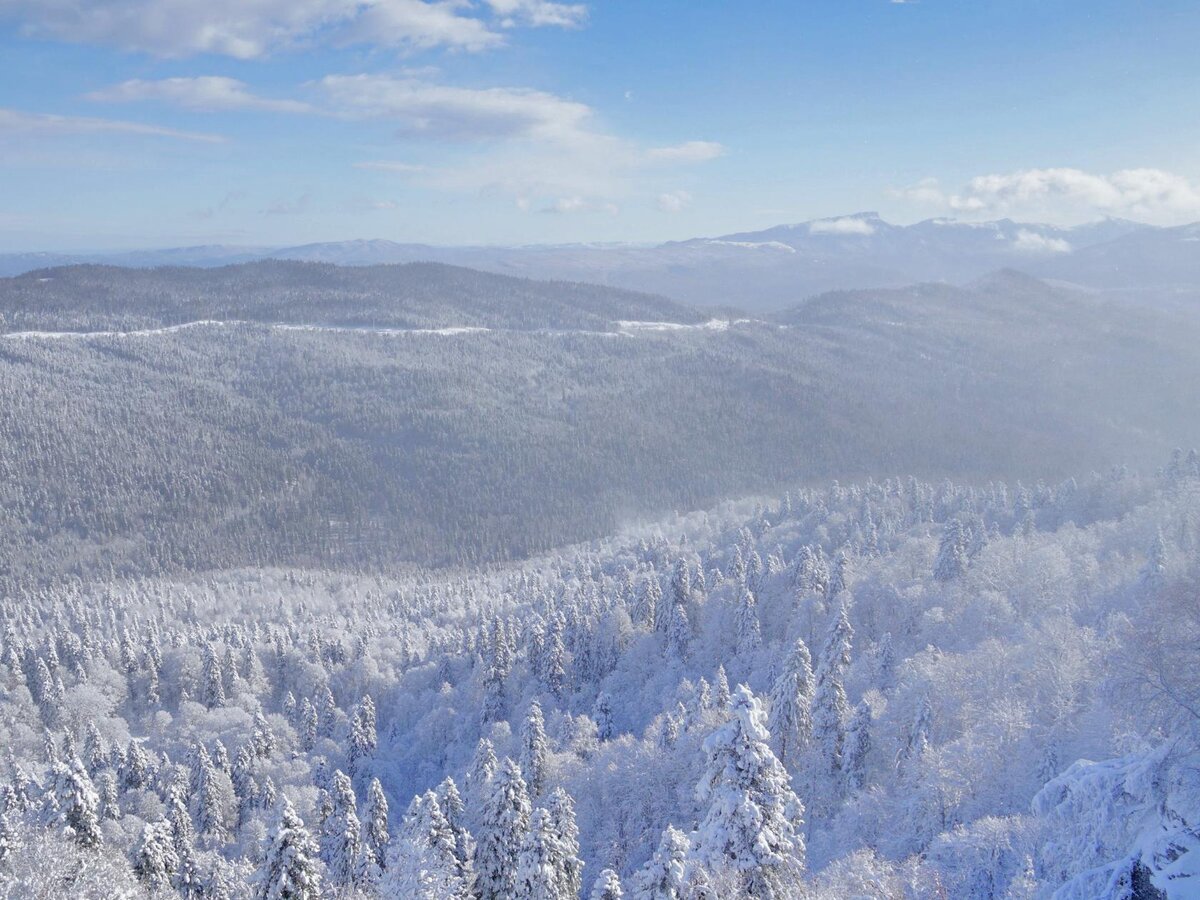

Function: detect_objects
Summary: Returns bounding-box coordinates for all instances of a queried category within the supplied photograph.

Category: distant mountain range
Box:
[4,213,1198,310]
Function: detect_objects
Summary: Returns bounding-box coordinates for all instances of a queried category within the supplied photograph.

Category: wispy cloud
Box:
[809,215,876,235]
[540,196,619,215]
[896,167,1200,224]
[657,190,692,213]
[0,107,225,143]
[0,0,586,59]
[484,0,587,29]
[645,141,726,164]
[87,77,313,114]
[1012,229,1071,254]
[316,74,593,142]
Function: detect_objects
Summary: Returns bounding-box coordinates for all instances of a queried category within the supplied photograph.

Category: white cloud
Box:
[341,0,501,54]
[1012,229,1071,254]
[0,0,586,59]
[0,106,224,142]
[484,0,587,28]
[809,216,876,235]
[896,168,1200,224]
[87,77,314,113]
[645,141,726,163]
[316,74,593,141]
[657,190,692,213]
[540,195,618,215]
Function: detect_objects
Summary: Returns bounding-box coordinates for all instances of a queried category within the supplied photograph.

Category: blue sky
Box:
[1,0,1198,250]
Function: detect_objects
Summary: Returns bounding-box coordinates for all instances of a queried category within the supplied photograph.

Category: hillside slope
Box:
[1,267,1198,586]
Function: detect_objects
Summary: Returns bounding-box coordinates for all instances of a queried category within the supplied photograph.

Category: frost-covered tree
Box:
[384,790,471,900]
[258,798,322,900]
[252,708,276,759]
[809,599,852,809]
[364,777,390,873]
[514,806,575,899]
[320,770,372,890]
[734,586,761,656]
[714,666,731,711]
[48,758,103,850]
[842,701,871,793]
[482,619,513,724]
[630,825,690,900]
[767,639,814,768]
[667,602,691,662]
[591,868,624,900]
[933,519,967,582]
[475,757,532,900]
[134,819,180,893]
[437,777,473,870]
[521,701,549,798]
[593,691,615,742]
[192,742,226,839]
[349,695,377,773]
[692,686,805,898]
[468,737,499,824]
[201,642,226,708]
[547,787,584,898]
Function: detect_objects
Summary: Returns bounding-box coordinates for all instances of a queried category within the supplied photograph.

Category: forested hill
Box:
[0,261,707,333]
[1,265,1198,588]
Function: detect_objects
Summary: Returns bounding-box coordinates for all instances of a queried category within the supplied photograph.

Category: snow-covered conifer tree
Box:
[384,791,470,900]
[201,642,226,709]
[134,819,180,893]
[474,757,531,900]
[734,586,761,656]
[842,701,871,793]
[766,639,814,768]
[692,686,805,898]
[630,825,690,900]
[547,787,584,898]
[521,701,549,798]
[514,806,574,899]
[258,797,321,900]
[48,758,103,850]
[364,777,390,873]
[320,770,372,889]
[591,868,624,900]
[933,519,967,582]
[593,691,615,742]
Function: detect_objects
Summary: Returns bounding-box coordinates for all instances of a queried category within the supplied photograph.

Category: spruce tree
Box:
[364,777,390,873]
[134,819,180,893]
[49,758,103,850]
[258,797,322,900]
[593,691,615,742]
[693,686,805,898]
[591,869,624,900]
[320,770,371,890]
[630,825,690,900]
[474,757,532,900]
[201,642,226,709]
[842,701,871,793]
[384,791,471,900]
[766,639,814,768]
[734,586,761,657]
[515,806,574,899]
[521,701,549,798]
[547,787,584,898]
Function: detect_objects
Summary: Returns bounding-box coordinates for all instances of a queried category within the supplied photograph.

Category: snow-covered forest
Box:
[3,451,1199,898]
